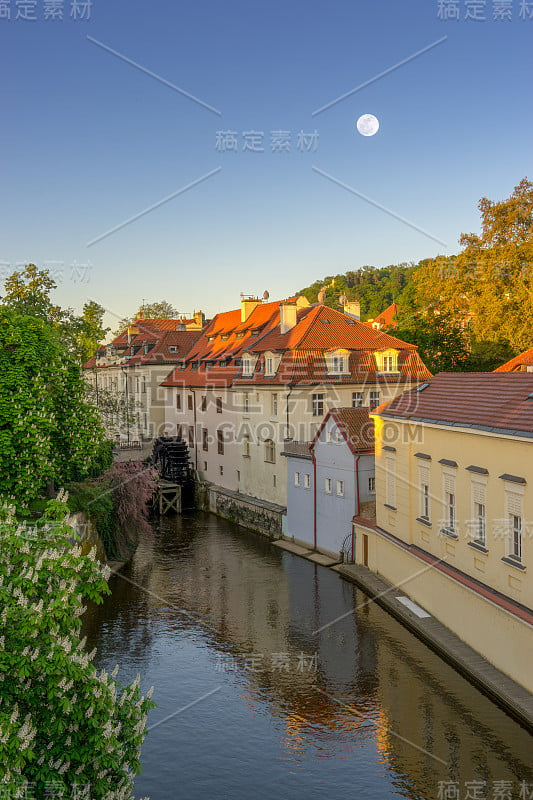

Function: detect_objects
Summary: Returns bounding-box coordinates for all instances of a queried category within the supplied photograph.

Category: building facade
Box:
[355,372,533,693]
[84,317,203,442]
[163,295,430,512]
[283,407,375,558]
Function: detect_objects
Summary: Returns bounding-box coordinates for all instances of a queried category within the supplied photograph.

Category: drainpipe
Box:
[191,387,198,470]
[312,446,317,551]
[353,453,361,563]
[285,385,294,440]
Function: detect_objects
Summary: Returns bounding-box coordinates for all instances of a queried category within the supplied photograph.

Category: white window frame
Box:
[471,481,487,546]
[271,393,278,417]
[242,357,255,377]
[304,473,311,489]
[312,393,324,417]
[442,470,456,534]
[352,391,363,408]
[294,471,300,487]
[419,466,430,521]
[336,480,344,497]
[505,488,524,562]
[324,478,332,494]
[369,391,380,410]
[368,476,376,494]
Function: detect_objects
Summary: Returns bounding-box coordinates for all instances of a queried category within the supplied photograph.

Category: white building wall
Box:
[314,416,359,557]
[284,455,314,548]
[163,378,405,509]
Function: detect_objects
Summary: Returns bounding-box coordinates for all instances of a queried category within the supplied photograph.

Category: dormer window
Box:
[375,349,399,373]
[242,356,256,377]
[263,352,280,377]
[169,346,178,353]
[328,350,349,375]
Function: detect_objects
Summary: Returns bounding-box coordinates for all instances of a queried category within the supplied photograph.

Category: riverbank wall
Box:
[195,479,285,538]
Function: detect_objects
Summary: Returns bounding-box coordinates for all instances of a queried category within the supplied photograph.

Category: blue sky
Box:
[1,0,532,326]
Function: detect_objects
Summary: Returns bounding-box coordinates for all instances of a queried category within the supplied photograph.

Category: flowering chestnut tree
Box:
[0,494,154,798]
[0,310,108,508]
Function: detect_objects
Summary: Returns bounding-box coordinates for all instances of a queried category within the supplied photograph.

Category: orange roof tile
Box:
[249,304,413,352]
[83,329,202,370]
[311,407,374,454]
[365,303,398,328]
[163,299,431,389]
[494,348,533,373]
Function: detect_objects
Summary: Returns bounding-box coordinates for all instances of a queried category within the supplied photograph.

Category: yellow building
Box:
[354,372,533,693]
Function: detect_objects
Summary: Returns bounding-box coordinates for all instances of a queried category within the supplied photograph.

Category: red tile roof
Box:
[494,348,533,373]
[249,304,411,352]
[83,328,202,370]
[233,348,431,387]
[376,372,533,436]
[365,302,398,329]
[163,300,431,389]
[311,407,374,454]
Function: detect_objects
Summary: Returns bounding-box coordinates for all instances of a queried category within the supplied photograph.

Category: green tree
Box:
[113,301,179,336]
[391,310,470,373]
[76,301,110,365]
[0,494,154,797]
[0,263,68,322]
[0,309,108,507]
[415,179,533,352]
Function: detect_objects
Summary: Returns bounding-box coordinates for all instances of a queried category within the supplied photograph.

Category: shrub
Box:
[0,494,155,798]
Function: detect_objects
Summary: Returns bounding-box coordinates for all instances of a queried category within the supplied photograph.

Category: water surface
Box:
[83,512,533,800]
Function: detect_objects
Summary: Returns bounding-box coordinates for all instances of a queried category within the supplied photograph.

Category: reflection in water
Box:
[83,513,533,800]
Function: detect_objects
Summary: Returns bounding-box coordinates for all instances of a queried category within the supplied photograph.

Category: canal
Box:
[83,512,533,800]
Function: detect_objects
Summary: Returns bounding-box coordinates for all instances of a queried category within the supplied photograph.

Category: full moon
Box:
[357,114,380,137]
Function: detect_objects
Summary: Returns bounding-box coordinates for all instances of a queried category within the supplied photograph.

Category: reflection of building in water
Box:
[86,514,533,798]
[363,599,533,798]
[130,515,383,747]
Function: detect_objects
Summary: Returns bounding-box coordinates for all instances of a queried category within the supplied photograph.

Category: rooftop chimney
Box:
[241,297,261,322]
[127,324,139,344]
[280,302,297,335]
[344,301,361,321]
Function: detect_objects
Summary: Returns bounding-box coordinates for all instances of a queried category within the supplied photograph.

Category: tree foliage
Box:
[0,264,63,321]
[0,309,109,507]
[76,302,110,365]
[391,310,470,373]
[0,494,154,798]
[68,463,158,560]
[414,179,533,353]
[0,265,109,363]
[298,263,417,320]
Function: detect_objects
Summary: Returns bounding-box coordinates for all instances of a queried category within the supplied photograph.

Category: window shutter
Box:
[385,457,395,506]
[506,492,522,516]
[419,466,430,486]
[443,474,455,495]
[472,482,486,505]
